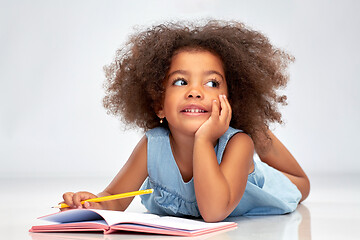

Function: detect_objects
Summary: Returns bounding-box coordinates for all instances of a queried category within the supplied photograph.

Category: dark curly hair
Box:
[103,20,294,153]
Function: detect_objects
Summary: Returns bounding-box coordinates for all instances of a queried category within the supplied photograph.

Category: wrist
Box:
[194,134,217,147]
[96,192,110,210]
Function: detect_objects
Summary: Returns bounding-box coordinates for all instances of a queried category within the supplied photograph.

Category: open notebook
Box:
[30,209,237,237]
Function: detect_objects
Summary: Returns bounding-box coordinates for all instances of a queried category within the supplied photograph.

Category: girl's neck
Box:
[168,129,196,182]
[168,127,219,182]
[169,130,195,162]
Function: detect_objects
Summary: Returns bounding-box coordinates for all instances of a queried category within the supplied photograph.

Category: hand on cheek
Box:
[195,94,232,142]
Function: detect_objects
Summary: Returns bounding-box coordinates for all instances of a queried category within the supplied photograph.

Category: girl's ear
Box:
[156,109,165,119]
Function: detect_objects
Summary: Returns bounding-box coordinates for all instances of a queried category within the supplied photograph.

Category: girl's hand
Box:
[195,94,232,142]
[61,191,103,211]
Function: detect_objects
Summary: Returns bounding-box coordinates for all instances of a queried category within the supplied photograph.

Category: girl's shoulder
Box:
[225,126,243,134]
[224,127,253,148]
[220,126,244,143]
[216,127,251,161]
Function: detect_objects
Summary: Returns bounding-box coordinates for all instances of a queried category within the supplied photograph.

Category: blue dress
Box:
[140,127,301,217]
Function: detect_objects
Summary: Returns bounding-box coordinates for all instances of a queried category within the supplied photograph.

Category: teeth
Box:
[184,109,205,113]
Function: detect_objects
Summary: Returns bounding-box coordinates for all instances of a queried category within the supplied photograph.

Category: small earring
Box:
[160,118,164,124]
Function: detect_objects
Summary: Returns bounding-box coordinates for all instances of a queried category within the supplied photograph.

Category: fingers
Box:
[224,95,232,122]
[211,99,220,117]
[72,191,90,207]
[219,95,232,123]
[83,201,91,209]
[62,192,75,209]
[210,94,231,124]
[195,94,231,140]
[62,191,98,210]
[84,201,102,209]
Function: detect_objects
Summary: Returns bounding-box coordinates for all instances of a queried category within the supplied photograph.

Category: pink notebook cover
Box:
[30,209,237,237]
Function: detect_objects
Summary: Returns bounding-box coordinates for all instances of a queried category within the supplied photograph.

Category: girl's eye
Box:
[205,80,220,88]
[173,79,187,86]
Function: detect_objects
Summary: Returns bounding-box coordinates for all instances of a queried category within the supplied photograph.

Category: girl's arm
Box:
[193,95,254,222]
[257,131,310,202]
[193,132,254,222]
[62,136,148,211]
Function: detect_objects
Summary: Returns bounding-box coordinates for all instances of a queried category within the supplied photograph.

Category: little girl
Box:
[62,20,310,222]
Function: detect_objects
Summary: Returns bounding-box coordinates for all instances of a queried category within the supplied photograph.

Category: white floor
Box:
[1,173,359,240]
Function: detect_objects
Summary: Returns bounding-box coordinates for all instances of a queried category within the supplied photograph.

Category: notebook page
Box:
[40,209,103,223]
[40,209,160,226]
[91,209,160,226]
[132,216,235,231]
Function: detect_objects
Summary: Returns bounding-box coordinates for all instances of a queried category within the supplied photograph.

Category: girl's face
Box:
[157,50,228,136]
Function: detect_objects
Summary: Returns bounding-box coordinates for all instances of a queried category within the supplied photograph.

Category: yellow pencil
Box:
[52,189,154,208]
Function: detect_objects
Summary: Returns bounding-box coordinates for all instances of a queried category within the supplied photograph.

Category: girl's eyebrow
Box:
[167,70,188,79]
[167,70,225,81]
[205,70,225,81]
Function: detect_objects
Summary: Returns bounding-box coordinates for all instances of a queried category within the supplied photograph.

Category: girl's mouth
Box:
[181,109,207,113]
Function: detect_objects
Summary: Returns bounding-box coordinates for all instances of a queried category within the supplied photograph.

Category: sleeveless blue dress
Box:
[140,127,301,217]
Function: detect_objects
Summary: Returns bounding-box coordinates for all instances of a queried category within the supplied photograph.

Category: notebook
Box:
[29,209,237,237]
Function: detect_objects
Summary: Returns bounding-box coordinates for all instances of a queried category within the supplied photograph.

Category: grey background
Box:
[1,0,359,180]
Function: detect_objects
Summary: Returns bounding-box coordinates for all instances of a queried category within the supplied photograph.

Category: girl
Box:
[62,20,310,222]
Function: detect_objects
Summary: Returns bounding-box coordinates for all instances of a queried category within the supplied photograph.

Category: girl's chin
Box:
[182,124,205,135]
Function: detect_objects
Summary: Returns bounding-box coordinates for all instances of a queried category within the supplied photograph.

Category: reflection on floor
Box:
[1,173,359,240]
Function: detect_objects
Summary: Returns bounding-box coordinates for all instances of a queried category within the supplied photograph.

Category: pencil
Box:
[52,189,154,208]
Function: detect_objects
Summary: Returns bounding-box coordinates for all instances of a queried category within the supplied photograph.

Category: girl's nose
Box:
[186,88,203,99]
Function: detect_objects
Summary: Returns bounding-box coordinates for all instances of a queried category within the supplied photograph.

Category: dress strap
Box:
[216,127,243,164]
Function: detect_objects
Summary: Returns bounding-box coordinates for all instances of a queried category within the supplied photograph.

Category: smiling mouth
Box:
[181,109,208,113]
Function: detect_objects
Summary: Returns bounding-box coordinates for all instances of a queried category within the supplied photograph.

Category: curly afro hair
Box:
[103,20,294,154]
